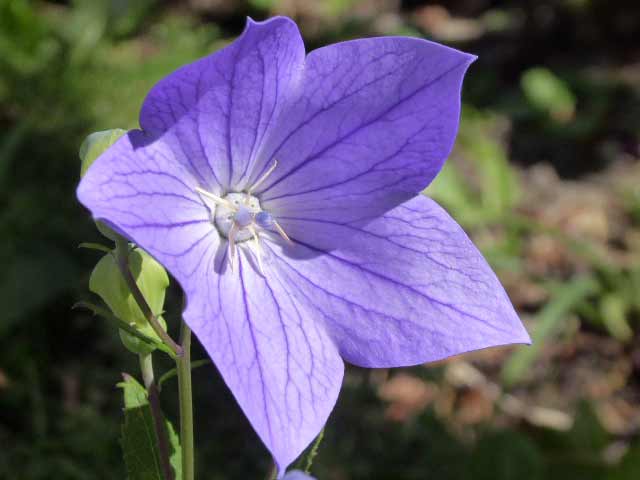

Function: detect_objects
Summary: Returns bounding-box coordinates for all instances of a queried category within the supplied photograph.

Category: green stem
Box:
[139,353,175,480]
[177,320,194,480]
[139,353,155,389]
[114,237,183,357]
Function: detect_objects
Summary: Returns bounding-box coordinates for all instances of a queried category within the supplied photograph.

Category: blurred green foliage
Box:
[1,0,639,479]
[521,67,576,123]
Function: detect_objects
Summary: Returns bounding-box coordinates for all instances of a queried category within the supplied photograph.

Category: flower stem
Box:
[139,353,175,480]
[114,237,183,357]
[139,352,155,389]
[177,319,194,480]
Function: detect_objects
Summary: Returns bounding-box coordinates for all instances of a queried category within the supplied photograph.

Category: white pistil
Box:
[196,160,290,273]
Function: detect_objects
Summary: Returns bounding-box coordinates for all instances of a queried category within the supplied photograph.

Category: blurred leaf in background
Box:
[521,67,576,124]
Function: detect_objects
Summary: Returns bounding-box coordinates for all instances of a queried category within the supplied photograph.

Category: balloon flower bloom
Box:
[78,16,529,474]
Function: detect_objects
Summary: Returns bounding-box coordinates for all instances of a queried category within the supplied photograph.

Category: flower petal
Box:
[266,195,530,368]
[255,37,475,226]
[139,17,305,191]
[79,131,344,474]
[76,130,219,286]
[183,248,344,474]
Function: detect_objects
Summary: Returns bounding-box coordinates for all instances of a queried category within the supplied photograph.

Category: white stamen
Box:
[195,187,233,209]
[247,160,278,196]
[194,162,295,275]
[273,219,293,244]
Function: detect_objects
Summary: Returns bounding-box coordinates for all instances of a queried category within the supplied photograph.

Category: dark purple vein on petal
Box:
[259,59,469,196]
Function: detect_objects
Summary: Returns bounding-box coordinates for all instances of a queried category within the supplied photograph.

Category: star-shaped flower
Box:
[78,16,529,474]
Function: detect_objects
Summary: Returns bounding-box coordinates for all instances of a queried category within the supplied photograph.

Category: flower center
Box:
[193,161,290,274]
[213,192,263,242]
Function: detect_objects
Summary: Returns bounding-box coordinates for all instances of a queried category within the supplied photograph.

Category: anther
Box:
[255,211,274,228]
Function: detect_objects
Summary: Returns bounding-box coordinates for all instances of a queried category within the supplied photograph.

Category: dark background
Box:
[1,0,639,478]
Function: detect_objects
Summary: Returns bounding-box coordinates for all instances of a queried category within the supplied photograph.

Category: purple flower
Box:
[77,17,529,474]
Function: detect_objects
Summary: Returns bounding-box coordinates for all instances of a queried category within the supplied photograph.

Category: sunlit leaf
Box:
[79,128,126,177]
[521,67,576,123]
[600,293,632,342]
[89,248,169,354]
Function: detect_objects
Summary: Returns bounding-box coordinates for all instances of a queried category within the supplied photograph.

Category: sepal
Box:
[89,248,169,355]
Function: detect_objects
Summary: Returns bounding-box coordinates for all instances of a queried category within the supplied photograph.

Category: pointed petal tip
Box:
[516,323,533,346]
[495,315,531,348]
[505,307,532,346]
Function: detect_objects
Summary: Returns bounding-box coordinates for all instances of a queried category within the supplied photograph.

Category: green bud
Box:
[79,129,127,177]
[89,248,170,355]
[118,317,168,355]
[95,220,120,242]
[79,129,127,242]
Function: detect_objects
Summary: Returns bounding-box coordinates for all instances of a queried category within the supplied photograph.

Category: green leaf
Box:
[118,374,149,409]
[470,137,520,219]
[89,248,169,354]
[78,242,112,253]
[73,301,170,355]
[90,249,169,327]
[428,107,520,227]
[424,161,479,225]
[118,375,181,480]
[79,128,126,177]
[167,420,182,480]
[599,294,633,342]
[521,67,576,123]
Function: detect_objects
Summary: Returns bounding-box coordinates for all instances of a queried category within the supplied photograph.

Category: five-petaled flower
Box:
[78,16,530,475]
